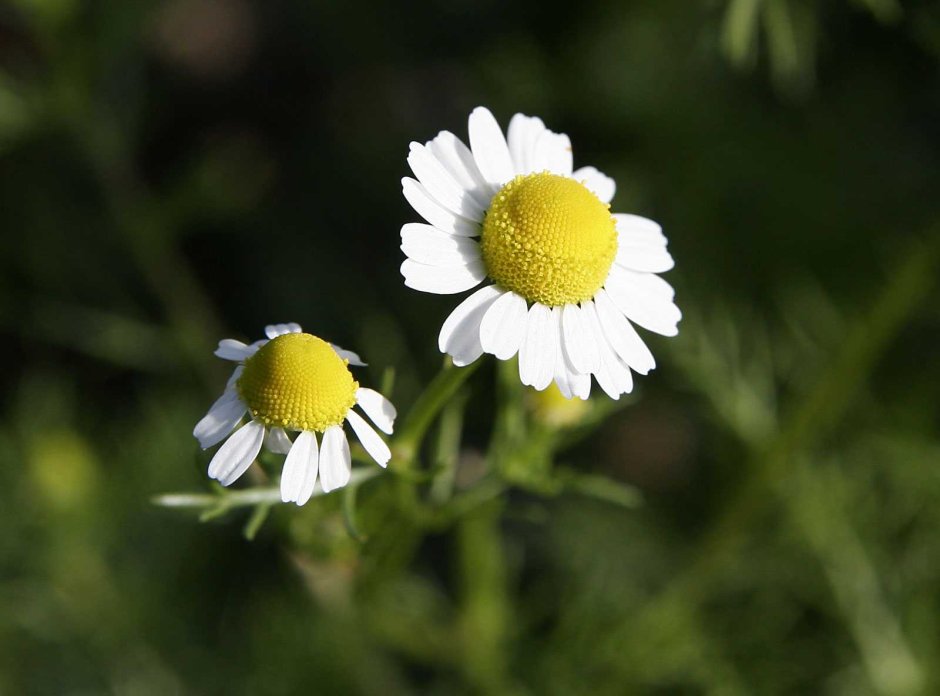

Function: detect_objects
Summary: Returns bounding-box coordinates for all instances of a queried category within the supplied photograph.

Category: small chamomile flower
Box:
[193,323,396,505]
[400,107,681,400]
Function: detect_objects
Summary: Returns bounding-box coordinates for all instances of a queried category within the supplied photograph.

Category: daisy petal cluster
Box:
[401,107,681,399]
[193,323,396,505]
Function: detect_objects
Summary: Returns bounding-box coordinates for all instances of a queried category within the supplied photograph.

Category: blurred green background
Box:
[1,0,939,693]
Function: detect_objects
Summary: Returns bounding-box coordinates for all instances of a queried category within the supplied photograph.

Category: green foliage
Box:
[1,0,938,694]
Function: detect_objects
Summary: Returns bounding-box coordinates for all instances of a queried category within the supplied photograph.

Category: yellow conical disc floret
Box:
[237,333,358,432]
[480,172,618,306]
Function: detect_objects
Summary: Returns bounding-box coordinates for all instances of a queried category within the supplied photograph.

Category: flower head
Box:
[400,107,681,399]
[193,323,396,505]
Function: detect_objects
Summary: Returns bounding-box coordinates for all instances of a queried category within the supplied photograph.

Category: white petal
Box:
[297,442,321,504]
[319,425,351,493]
[346,410,391,468]
[356,388,396,434]
[408,142,485,222]
[615,244,675,273]
[401,258,486,295]
[553,358,573,398]
[614,213,668,247]
[225,365,244,390]
[518,303,557,391]
[207,420,265,486]
[507,113,546,175]
[265,426,293,455]
[585,308,634,399]
[594,289,656,374]
[552,307,591,400]
[280,430,319,505]
[593,350,634,400]
[331,343,366,367]
[554,358,591,400]
[608,264,675,304]
[605,267,681,337]
[479,290,528,360]
[193,390,246,449]
[579,301,611,371]
[438,285,503,366]
[561,303,601,375]
[468,106,515,187]
[425,130,492,209]
[402,178,481,237]
[214,339,258,362]
[614,242,673,272]
[264,323,302,339]
[573,166,616,203]
[400,223,482,268]
[572,374,591,400]
[531,130,573,176]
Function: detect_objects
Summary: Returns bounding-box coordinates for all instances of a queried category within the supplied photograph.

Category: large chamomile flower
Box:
[400,107,680,399]
[193,323,397,505]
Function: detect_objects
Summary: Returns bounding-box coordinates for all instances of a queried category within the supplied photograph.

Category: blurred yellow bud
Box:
[29,429,98,511]
[527,382,591,427]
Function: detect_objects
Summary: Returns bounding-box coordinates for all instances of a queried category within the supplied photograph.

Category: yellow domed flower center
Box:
[480,172,618,306]
[237,333,358,432]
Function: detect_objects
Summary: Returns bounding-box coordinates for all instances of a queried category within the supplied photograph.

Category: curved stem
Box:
[152,467,382,510]
[391,357,483,468]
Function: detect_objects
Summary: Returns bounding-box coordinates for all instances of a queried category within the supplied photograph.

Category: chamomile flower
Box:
[400,107,681,399]
[193,323,397,505]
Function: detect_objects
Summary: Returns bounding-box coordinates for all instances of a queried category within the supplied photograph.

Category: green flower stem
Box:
[429,390,468,504]
[432,478,506,526]
[391,358,482,469]
[484,358,525,480]
[457,500,514,693]
[153,488,282,509]
[152,467,382,510]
